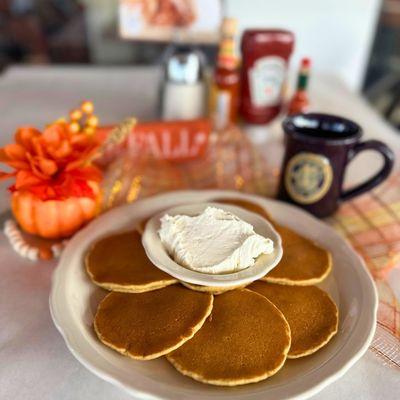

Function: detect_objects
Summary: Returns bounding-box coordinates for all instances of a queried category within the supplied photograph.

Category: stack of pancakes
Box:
[86,198,339,386]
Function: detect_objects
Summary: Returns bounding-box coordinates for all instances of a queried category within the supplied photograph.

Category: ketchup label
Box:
[249,56,286,107]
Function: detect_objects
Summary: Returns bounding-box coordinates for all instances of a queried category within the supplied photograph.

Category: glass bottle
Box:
[209,18,240,130]
[288,57,311,115]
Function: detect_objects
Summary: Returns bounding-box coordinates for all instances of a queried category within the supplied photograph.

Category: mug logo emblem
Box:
[285,152,333,204]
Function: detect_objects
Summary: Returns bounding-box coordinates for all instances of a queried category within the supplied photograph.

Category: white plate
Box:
[50,190,378,400]
[142,202,282,287]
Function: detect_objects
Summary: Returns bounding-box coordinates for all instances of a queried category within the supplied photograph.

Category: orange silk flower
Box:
[0,123,102,200]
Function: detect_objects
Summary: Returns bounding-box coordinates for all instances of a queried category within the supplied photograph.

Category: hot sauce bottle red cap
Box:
[240,29,295,124]
[301,57,311,68]
[287,56,312,115]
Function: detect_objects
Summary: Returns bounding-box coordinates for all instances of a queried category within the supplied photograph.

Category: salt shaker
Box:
[160,46,207,120]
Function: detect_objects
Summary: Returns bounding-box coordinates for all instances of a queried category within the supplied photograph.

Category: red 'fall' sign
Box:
[97,118,211,162]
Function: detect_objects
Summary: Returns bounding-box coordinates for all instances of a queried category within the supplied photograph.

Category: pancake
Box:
[181,281,246,295]
[275,224,307,246]
[214,197,332,285]
[263,229,332,285]
[167,289,291,386]
[94,286,213,360]
[86,230,177,292]
[214,197,275,223]
[248,281,338,358]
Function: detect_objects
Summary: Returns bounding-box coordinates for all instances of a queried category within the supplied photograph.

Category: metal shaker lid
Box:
[164,46,204,84]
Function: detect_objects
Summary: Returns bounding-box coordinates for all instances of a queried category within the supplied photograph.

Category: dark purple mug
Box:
[278,113,395,217]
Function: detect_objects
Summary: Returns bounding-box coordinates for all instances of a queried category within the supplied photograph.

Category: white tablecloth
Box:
[0,66,399,400]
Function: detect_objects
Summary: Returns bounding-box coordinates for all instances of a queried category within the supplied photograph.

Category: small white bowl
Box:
[142,202,282,287]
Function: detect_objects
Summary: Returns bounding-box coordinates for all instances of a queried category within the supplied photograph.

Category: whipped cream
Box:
[159,207,273,274]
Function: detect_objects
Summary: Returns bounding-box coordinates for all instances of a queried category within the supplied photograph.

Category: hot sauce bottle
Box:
[209,18,240,130]
[288,57,311,115]
[240,29,295,124]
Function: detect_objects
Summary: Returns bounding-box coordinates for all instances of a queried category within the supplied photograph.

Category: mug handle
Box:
[340,140,395,201]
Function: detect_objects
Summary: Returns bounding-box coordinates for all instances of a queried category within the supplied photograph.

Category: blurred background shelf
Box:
[0,0,400,129]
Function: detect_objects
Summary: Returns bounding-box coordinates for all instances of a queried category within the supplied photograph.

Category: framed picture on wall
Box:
[119,0,222,44]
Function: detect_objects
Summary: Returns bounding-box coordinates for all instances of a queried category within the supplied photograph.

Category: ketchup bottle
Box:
[240,29,295,124]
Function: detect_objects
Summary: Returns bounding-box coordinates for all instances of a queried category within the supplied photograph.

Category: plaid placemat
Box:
[327,173,400,369]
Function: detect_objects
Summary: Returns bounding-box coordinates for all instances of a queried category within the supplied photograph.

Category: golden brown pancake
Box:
[248,281,338,358]
[94,286,213,360]
[215,197,331,285]
[214,197,275,223]
[167,289,291,386]
[180,281,246,295]
[263,230,332,285]
[275,224,306,245]
[86,230,177,292]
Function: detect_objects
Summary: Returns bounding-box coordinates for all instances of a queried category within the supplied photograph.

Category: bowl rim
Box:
[141,201,283,287]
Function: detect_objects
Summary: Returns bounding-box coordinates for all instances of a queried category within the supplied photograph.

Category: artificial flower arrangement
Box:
[0,102,102,239]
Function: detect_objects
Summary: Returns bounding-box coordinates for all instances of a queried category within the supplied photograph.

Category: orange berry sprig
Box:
[68,101,99,135]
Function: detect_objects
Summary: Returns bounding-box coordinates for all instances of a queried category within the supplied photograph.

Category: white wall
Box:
[226,0,382,91]
[82,0,136,64]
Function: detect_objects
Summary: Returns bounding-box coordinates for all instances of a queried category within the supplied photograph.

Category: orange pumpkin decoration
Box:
[0,102,103,239]
[11,183,101,239]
